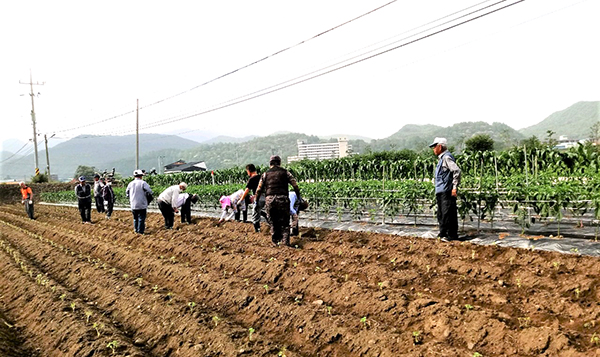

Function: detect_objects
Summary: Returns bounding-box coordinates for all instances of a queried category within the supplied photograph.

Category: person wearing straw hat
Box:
[429,137,461,241]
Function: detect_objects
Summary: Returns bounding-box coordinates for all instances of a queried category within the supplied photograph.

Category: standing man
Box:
[19,181,34,220]
[237,164,264,232]
[93,174,105,213]
[156,182,187,229]
[102,177,116,219]
[429,137,461,241]
[255,155,301,246]
[75,176,92,224]
[126,170,153,234]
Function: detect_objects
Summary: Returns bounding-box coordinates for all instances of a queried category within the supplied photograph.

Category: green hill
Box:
[369,122,523,152]
[519,101,600,139]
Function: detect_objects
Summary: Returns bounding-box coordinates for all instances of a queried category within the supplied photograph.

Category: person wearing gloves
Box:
[177,193,199,224]
[255,155,301,246]
[19,181,34,220]
[75,176,93,224]
[126,170,153,234]
[157,182,188,229]
[429,137,461,241]
[217,189,247,224]
[102,177,116,219]
[93,174,105,213]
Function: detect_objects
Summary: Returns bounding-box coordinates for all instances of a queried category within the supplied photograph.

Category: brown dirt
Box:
[1,203,600,356]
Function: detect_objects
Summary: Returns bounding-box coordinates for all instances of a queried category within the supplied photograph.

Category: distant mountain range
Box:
[1,101,598,181]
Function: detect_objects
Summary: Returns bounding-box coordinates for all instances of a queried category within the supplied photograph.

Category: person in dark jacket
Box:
[429,137,461,241]
[102,178,116,219]
[179,193,199,224]
[254,155,301,246]
[93,174,105,213]
[75,176,93,223]
[236,164,263,232]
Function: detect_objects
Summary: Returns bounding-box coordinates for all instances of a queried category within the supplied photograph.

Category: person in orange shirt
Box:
[19,181,34,219]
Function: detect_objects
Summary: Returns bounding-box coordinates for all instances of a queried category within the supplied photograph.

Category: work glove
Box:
[29,200,33,204]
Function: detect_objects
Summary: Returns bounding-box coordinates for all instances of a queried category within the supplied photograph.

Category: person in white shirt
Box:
[157,182,187,229]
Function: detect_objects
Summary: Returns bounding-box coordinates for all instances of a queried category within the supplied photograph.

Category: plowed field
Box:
[1,204,600,356]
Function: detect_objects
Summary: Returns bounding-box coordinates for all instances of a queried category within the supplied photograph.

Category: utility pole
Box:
[20,70,45,176]
[136,99,139,169]
[44,134,55,180]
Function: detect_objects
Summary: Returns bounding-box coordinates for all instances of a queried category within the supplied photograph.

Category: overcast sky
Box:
[1,0,598,149]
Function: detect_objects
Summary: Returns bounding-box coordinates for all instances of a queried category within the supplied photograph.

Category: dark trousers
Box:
[132,209,147,233]
[106,200,114,218]
[78,200,92,222]
[234,210,248,222]
[265,195,291,245]
[181,197,192,224]
[436,191,458,239]
[95,196,105,213]
[24,201,34,219]
[158,201,174,228]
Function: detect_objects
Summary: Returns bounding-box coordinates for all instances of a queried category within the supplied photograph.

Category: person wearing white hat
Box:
[126,169,153,234]
[75,176,92,223]
[429,137,461,241]
[157,182,188,229]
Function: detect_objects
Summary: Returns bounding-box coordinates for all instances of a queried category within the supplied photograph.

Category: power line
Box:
[134,0,526,132]
[0,142,31,164]
[49,1,398,135]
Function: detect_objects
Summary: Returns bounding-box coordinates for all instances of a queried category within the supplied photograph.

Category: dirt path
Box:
[0,203,599,356]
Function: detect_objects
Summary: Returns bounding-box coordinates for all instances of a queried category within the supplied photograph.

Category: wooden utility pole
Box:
[136,99,139,169]
[19,70,45,175]
[44,134,54,180]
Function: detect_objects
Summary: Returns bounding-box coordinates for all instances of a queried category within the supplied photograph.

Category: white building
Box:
[288,138,351,163]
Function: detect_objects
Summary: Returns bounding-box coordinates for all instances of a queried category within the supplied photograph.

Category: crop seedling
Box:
[390,257,396,266]
[591,333,600,346]
[85,310,93,324]
[378,282,384,290]
[426,265,431,273]
[409,330,422,345]
[212,315,221,326]
[135,277,143,286]
[518,317,530,328]
[70,302,76,313]
[326,306,332,315]
[152,285,159,293]
[575,288,581,299]
[473,353,483,357]
[360,316,367,328]
[248,327,255,341]
[465,304,473,311]
[471,250,476,260]
[516,278,522,288]
[59,293,67,301]
[92,322,104,337]
[188,301,196,313]
[263,284,269,294]
[123,273,129,279]
[106,340,119,355]
[278,347,287,357]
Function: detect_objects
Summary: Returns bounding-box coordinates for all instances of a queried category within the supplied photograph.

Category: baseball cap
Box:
[428,137,447,148]
[269,155,281,165]
[78,176,86,182]
[133,169,144,177]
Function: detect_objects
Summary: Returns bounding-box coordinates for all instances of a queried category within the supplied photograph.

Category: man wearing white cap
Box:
[157,182,187,229]
[429,137,461,241]
[126,169,153,234]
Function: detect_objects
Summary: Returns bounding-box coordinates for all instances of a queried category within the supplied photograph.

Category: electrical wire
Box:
[50,1,398,135]
[0,142,31,164]
[133,0,527,132]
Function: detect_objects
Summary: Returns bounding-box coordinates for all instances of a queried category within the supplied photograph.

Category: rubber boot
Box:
[243,210,248,223]
[254,222,261,233]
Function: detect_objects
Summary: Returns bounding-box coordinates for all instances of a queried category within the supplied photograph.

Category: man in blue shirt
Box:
[429,137,461,241]
[126,170,153,234]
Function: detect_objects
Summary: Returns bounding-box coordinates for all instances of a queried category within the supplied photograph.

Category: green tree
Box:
[464,134,494,152]
[73,165,97,180]
[520,136,542,150]
[30,173,49,183]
